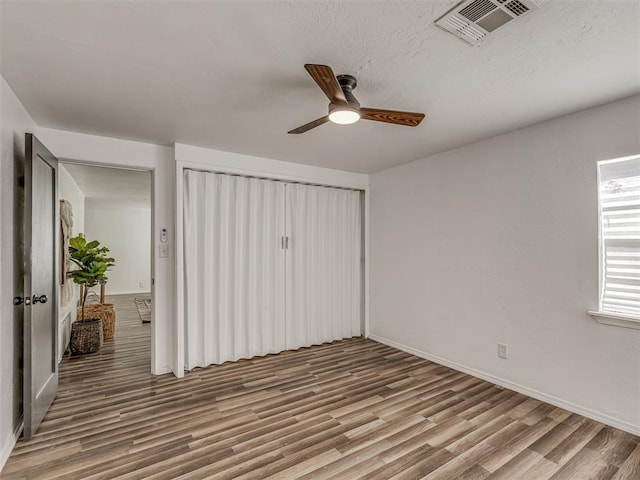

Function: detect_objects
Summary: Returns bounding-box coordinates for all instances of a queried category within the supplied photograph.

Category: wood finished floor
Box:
[2,295,639,480]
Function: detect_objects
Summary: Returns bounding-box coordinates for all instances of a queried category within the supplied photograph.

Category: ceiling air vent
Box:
[435,0,539,45]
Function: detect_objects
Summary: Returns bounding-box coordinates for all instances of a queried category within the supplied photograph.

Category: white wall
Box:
[0,76,37,472]
[57,164,85,360]
[37,128,176,376]
[84,199,151,295]
[370,95,640,435]
[58,165,85,236]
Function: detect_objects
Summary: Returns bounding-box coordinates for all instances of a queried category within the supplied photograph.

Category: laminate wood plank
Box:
[457,390,518,420]
[420,415,477,447]
[2,293,638,480]
[519,455,562,479]
[288,438,391,480]
[548,447,618,480]
[390,448,457,479]
[481,417,559,472]
[429,385,502,423]
[485,449,546,479]
[368,445,444,480]
[545,419,605,465]
[456,464,492,480]
[522,403,559,426]
[227,416,360,479]
[529,420,582,457]
[260,449,344,480]
[467,392,530,425]
[336,414,426,455]
[586,426,640,468]
[376,423,442,464]
[610,443,640,480]
[546,407,574,424]
[445,414,515,455]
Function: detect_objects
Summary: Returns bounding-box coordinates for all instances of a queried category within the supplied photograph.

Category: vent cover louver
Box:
[435,0,539,45]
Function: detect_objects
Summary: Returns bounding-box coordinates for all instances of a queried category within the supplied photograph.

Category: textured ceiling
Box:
[2,0,639,173]
[62,163,151,209]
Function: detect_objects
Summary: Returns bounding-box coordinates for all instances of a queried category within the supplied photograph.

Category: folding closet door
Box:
[285,183,362,349]
[183,170,286,369]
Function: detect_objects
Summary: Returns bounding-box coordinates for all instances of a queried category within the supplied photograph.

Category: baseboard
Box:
[368,334,640,437]
[101,290,151,296]
[152,365,172,375]
[0,421,22,474]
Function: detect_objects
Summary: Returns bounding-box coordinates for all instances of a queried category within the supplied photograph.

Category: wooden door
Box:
[22,133,59,439]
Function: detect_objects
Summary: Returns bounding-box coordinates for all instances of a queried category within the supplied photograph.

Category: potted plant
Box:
[68,235,115,355]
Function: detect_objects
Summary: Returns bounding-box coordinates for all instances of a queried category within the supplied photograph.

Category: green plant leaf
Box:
[67,236,116,309]
[69,236,86,249]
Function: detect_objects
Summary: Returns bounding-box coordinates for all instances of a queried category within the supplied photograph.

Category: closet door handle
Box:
[32,294,48,304]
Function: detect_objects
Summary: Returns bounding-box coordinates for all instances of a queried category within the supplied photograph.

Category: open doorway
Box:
[57,162,153,368]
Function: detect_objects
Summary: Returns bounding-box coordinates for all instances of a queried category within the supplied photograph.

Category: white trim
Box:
[59,159,158,374]
[364,191,370,337]
[595,154,640,318]
[94,290,152,296]
[175,161,185,377]
[588,310,640,330]
[0,421,22,473]
[38,129,172,378]
[175,144,368,190]
[598,153,640,166]
[152,365,172,375]
[368,334,640,437]
[596,161,604,312]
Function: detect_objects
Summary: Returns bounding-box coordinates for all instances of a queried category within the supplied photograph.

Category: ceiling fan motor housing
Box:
[333,74,360,110]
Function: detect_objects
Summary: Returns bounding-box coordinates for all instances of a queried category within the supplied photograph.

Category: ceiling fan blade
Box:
[288,115,330,134]
[304,64,348,105]
[360,107,425,127]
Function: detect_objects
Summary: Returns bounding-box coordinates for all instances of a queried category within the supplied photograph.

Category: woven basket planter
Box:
[100,304,116,339]
[70,318,103,355]
[78,303,116,340]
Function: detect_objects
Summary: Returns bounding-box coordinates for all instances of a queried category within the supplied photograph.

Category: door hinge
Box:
[281,236,289,249]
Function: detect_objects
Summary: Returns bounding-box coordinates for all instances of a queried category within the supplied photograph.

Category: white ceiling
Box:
[2,0,639,173]
[62,163,151,209]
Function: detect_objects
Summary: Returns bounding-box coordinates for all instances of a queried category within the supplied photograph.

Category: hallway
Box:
[2,294,156,479]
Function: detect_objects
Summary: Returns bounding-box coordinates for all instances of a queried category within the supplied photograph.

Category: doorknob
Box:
[13,296,30,306]
[32,295,48,304]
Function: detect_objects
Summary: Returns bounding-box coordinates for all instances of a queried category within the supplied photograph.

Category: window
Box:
[596,155,640,319]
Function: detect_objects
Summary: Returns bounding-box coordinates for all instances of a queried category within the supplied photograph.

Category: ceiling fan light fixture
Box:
[287,64,425,134]
[328,106,360,125]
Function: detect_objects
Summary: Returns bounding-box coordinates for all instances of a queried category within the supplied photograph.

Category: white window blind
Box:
[598,155,640,316]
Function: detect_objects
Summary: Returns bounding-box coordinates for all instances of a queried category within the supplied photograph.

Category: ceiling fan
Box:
[288,64,425,134]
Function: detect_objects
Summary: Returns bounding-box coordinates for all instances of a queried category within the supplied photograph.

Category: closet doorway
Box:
[182,170,364,370]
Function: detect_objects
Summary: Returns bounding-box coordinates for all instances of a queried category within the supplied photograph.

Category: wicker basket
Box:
[70,318,103,355]
[77,303,116,340]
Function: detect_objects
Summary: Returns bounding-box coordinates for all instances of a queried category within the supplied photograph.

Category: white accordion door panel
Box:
[285,183,362,349]
[183,170,285,369]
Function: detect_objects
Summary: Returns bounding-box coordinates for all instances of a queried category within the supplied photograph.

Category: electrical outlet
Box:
[139,281,145,288]
[498,343,507,359]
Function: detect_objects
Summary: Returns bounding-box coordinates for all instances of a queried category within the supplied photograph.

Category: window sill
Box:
[588,311,640,330]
